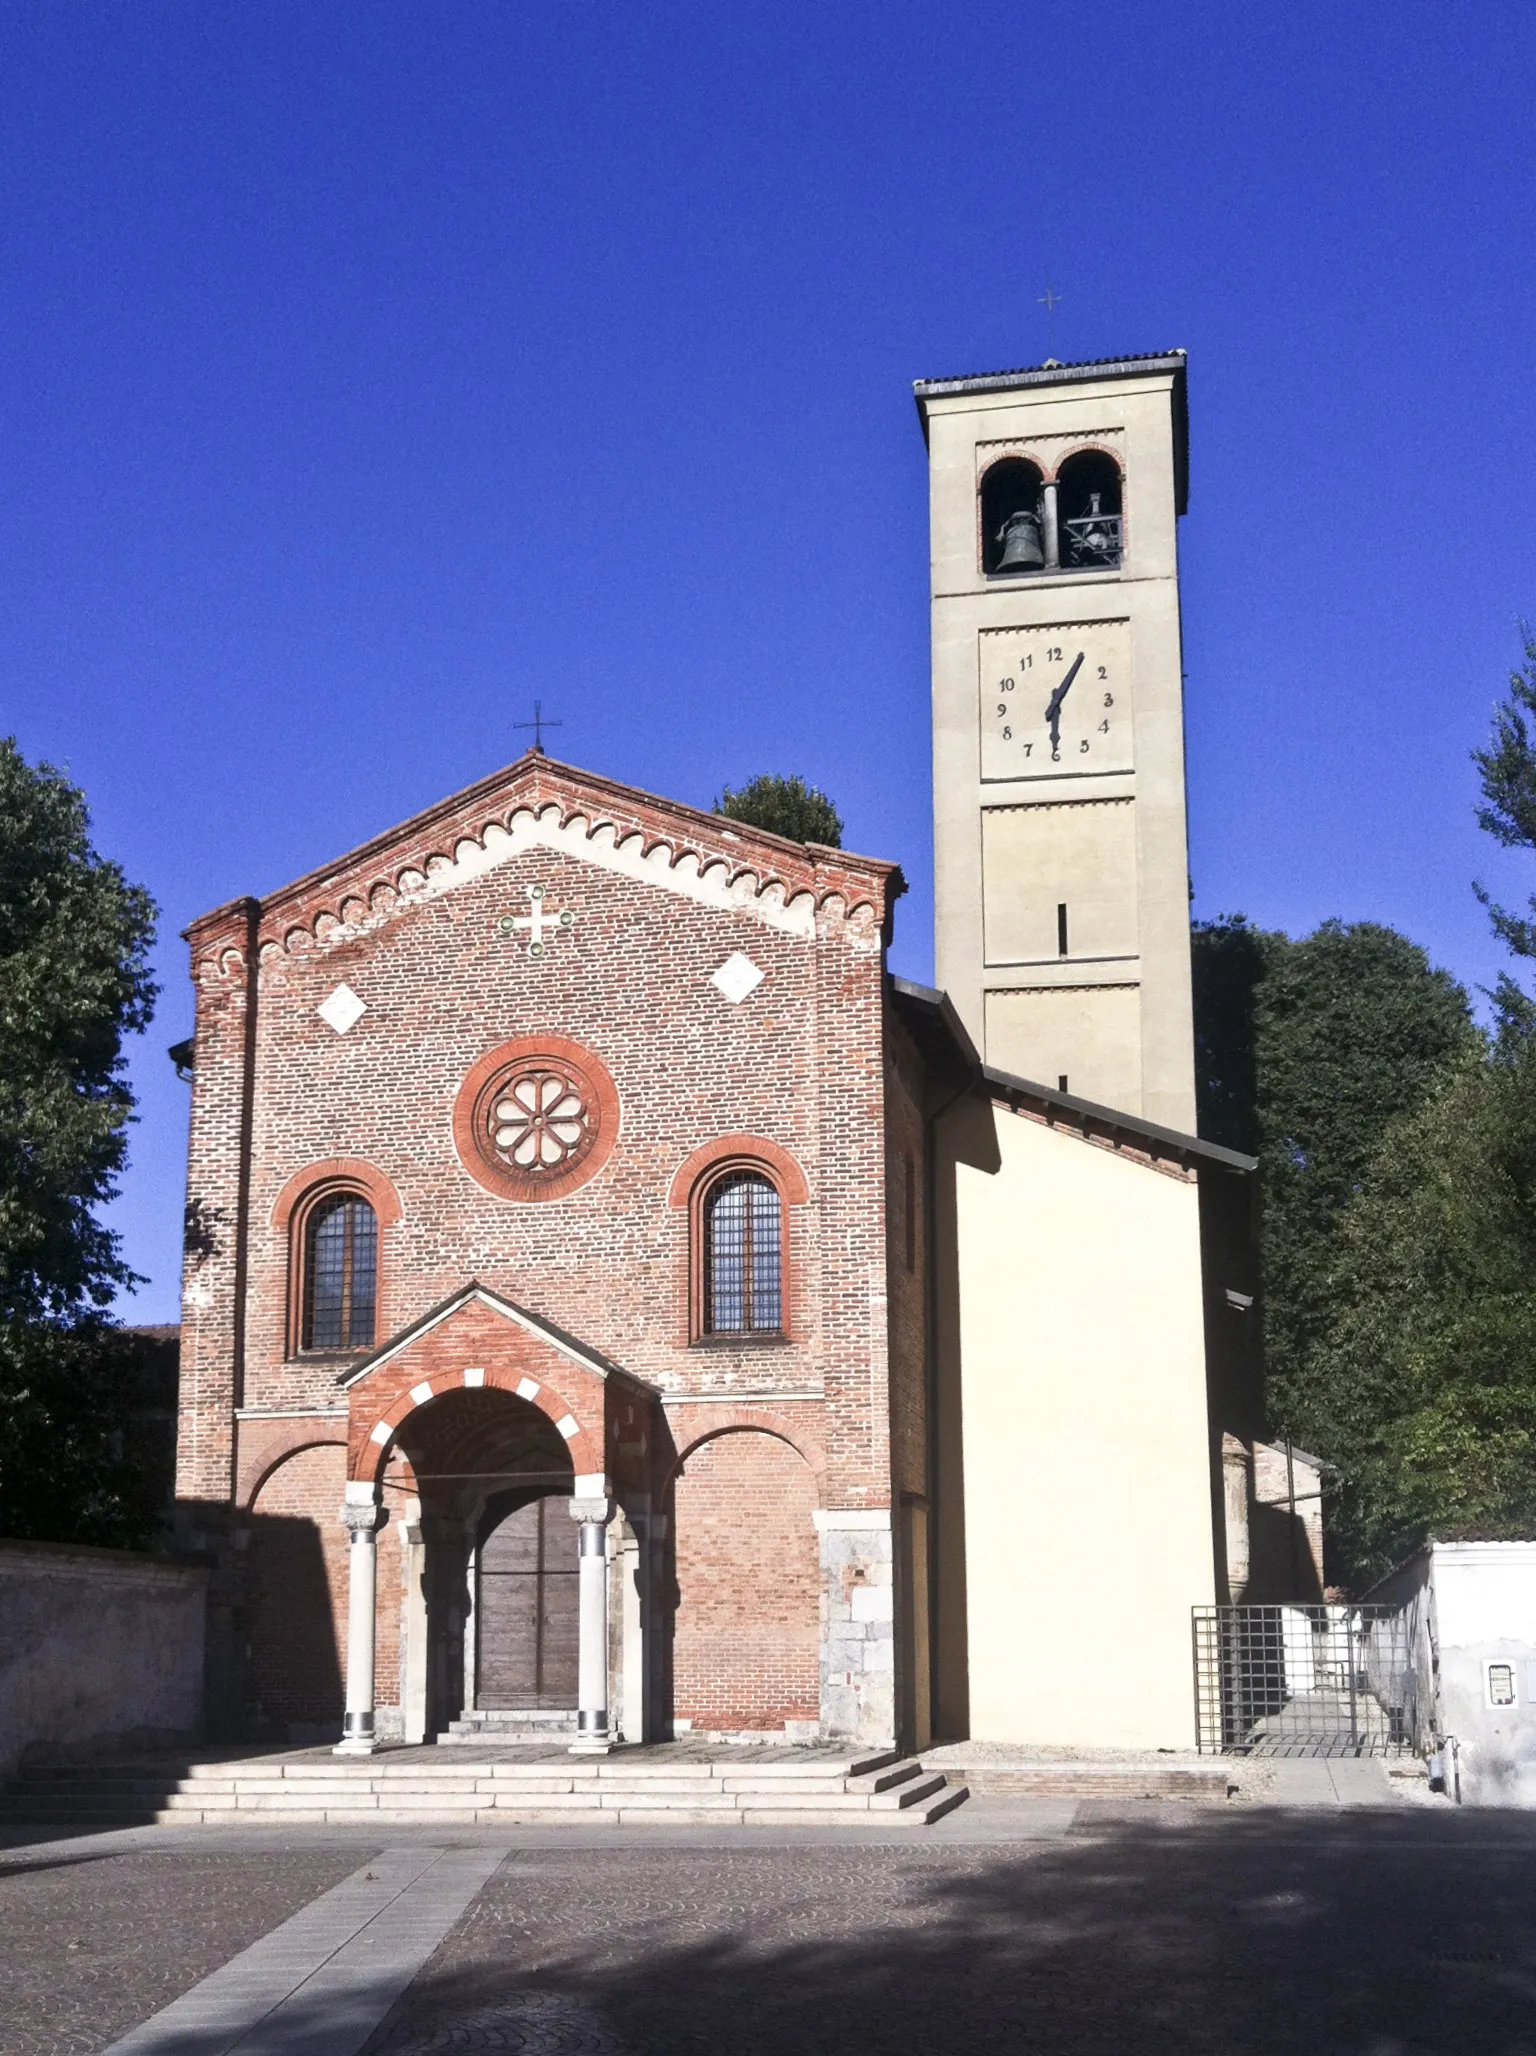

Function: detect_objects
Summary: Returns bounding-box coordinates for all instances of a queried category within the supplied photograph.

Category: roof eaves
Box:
[888,976,982,1081]
[981,1064,1257,1174]
[913,351,1187,399]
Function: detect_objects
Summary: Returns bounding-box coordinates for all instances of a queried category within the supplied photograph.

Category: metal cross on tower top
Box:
[514,700,562,753]
[1038,282,1064,359]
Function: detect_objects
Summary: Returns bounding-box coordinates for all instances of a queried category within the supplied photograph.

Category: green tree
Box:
[1474,624,1536,1046]
[714,774,843,848]
[0,739,158,1543]
[1310,1052,1536,1582]
[1193,915,1477,1464]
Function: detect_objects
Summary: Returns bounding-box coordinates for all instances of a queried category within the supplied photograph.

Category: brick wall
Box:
[671,1429,820,1731]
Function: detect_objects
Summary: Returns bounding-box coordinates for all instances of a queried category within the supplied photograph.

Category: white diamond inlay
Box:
[711,952,765,1005]
[317,982,367,1035]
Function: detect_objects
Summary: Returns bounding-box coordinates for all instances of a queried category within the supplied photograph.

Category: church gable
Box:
[184,753,901,981]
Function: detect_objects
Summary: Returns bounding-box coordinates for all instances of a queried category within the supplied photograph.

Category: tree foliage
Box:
[1473,624,1536,1045]
[0,1319,174,1546]
[714,774,843,848]
[0,740,159,1543]
[1307,1055,1536,1582]
[0,739,157,1321]
[1194,916,1478,1581]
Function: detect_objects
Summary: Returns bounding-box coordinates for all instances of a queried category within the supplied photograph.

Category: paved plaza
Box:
[4,1799,1536,2056]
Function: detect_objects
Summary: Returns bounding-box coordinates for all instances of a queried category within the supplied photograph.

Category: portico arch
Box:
[382,1384,578,1741]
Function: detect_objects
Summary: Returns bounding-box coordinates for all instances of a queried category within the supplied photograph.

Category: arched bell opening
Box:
[385,1386,576,1741]
[1057,450,1123,569]
[980,457,1046,575]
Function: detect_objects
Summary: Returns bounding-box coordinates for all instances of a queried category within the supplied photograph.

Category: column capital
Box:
[340,1500,386,1538]
[568,1495,613,1526]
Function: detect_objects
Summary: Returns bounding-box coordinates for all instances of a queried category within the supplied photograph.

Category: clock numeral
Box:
[1022,742,1032,756]
[1099,719,1110,734]
[1079,739,1090,754]
[1051,747,1061,762]
[1019,652,1032,669]
[996,704,1008,717]
[1047,646,1062,662]
[1001,725,1011,740]
[1000,677,1015,692]
[1103,692,1114,708]
[1098,666,1107,679]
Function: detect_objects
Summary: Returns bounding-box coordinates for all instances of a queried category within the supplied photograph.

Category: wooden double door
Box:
[475,1493,579,1707]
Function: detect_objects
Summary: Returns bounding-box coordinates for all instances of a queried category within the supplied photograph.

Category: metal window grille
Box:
[303,1195,378,1350]
[705,1173,782,1334]
[1192,1604,1416,1757]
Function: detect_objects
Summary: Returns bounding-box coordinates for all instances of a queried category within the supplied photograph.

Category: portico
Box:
[331,1281,661,1756]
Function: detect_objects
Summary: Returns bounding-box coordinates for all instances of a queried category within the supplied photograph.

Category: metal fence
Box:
[1192,1604,1418,1757]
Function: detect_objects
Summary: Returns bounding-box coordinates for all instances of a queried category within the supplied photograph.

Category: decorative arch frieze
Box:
[188,765,897,980]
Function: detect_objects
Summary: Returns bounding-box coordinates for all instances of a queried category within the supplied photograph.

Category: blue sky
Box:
[4,3,1534,1321]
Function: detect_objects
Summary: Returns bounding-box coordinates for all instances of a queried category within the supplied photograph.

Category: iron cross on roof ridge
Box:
[514,700,562,753]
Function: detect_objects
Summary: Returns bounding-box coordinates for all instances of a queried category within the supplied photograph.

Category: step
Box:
[932,1758,1231,1800]
[735,1773,947,1815]
[746,1786,969,1828]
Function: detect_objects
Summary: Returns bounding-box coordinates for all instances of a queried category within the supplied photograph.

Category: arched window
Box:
[1057,450,1123,569]
[302,1193,378,1351]
[980,458,1045,575]
[704,1172,782,1335]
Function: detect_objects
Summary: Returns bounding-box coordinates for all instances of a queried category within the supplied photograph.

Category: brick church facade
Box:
[176,752,936,1750]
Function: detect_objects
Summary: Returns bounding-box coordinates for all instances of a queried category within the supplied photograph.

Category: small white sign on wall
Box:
[1486,1659,1518,1709]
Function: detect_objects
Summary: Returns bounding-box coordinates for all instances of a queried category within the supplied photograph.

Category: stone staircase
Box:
[0,1745,966,1828]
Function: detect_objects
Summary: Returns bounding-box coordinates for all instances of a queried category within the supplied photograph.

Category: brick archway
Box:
[353,1359,603,1487]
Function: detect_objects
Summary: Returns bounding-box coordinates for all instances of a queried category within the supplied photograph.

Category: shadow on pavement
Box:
[354,1811,1536,2056]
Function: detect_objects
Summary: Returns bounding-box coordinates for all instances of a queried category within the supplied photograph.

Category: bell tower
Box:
[915,353,1195,1131]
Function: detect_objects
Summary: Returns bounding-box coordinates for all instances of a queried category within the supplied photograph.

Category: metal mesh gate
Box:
[1192,1605,1416,1757]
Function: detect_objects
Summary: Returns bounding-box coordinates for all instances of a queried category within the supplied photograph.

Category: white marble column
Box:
[1041,480,1061,569]
[568,1493,613,1754]
[335,1487,384,1756]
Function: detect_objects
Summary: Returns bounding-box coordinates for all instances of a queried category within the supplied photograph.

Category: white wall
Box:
[0,1540,207,1775]
[1428,1542,1536,1807]
[952,1099,1214,1747]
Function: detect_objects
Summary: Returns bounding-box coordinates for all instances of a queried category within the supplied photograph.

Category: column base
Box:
[568,1737,614,1756]
[332,1736,380,1757]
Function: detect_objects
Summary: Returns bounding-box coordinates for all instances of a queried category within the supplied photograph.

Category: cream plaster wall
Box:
[982,800,1138,965]
[953,1100,1215,1748]
[984,985,1142,1109]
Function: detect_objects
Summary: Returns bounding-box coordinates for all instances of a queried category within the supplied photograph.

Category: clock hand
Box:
[1045,652,1085,750]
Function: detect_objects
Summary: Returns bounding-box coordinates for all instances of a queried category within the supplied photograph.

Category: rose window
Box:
[488,1069,592,1174]
[454,1036,619,1202]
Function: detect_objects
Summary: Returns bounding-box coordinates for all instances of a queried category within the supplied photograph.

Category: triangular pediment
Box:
[337,1279,649,1397]
[187,753,902,969]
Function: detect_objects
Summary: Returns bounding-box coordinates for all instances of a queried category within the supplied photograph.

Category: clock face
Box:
[980,621,1134,780]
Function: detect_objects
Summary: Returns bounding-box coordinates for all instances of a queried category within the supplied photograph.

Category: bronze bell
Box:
[995,508,1044,572]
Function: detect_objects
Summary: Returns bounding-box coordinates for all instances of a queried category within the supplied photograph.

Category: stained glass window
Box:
[302,1194,378,1351]
[704,1173,781,1334]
